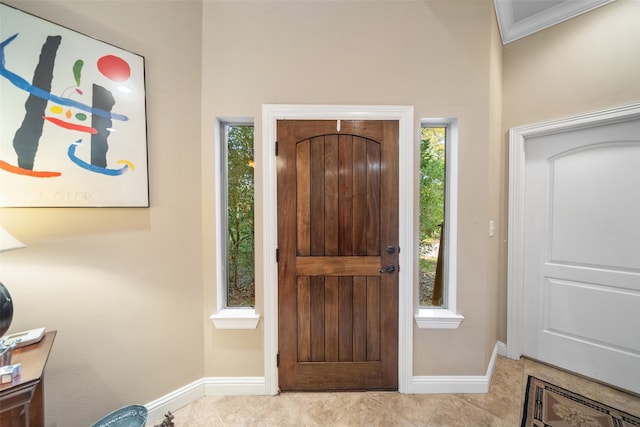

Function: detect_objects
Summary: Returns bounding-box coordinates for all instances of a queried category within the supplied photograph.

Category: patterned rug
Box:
[521,376,640,427]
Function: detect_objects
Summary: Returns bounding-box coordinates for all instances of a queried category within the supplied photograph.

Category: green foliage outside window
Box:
[225,125,255,307]
[419,127,445,306]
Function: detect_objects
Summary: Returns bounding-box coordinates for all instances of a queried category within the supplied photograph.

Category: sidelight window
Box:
[221,122,255,308]
[211,119,259,329]
[415,119,463,328]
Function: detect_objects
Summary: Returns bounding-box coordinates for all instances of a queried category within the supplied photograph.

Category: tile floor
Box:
[156,356,640,426]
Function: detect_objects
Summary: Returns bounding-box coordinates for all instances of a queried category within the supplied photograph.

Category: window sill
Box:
[415,308,464,329]
[210,309,260,330]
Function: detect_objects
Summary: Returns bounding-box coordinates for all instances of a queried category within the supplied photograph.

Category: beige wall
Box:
[503,0,640,129]
[499,0,640,340]
[7,0,637,424]
[487,4,503,366]
[503,0,640,131]
[0,1,203,426]
[0,5,506,424]
[201,0,501,377]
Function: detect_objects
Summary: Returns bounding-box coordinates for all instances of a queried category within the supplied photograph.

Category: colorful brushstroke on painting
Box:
[0,33,130,175]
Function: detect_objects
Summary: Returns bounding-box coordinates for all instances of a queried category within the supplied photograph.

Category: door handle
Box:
[380,264,396,274]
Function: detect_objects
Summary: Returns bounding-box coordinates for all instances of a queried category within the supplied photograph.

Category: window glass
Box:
[223,124,255,307]
[419,127,446,307]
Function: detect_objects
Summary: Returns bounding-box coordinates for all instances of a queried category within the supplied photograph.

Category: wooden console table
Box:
[0,331,56,427]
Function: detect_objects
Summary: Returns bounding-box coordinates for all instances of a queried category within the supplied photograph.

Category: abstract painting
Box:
[0,3,148,207]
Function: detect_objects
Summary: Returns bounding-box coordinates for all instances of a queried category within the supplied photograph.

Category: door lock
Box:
[379,264,396,274]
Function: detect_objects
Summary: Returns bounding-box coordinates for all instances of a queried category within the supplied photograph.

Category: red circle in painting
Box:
[97,55,131,82]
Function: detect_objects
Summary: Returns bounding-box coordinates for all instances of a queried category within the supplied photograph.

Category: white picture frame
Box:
[0,3,148,207]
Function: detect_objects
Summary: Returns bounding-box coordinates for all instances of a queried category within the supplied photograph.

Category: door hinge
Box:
[275,141,279,156]
[276,248,279,263]
[276,352,280,367]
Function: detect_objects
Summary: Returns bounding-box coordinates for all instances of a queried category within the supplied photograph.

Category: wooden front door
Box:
[277,120,399,391]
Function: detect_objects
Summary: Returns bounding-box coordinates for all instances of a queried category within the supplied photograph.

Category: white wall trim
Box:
[506,102,640,360]
[145,378,206,424]
[261,104,415,394]
[414,119,464,330]
[210,308,260,329]
[415,309,464,329]
[145,377,265,424]
[203,376,266,396]
[497,340,507,357]
[412,376,490,394]
[494,0,614,44]
[211,117,261,329]
[412,341,501,394]
[146,342,506,422]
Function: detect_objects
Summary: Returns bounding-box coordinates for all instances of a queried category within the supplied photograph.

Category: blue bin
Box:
[91,404,147,427]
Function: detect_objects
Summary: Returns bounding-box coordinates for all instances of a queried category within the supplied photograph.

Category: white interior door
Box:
[521,115,640,393]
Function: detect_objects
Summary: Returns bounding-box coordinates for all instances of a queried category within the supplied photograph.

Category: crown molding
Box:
[495,0,615,44]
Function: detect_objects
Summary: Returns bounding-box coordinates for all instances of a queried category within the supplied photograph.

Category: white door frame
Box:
[261,104,415,394]
[506,101,640,360]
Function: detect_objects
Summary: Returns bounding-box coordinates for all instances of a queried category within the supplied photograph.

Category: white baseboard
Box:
[145,378,205,424]
[145,377,264,423]
[145,342,507,421]
[412,375,492,394]
[411,341,504,394]
[204,376,265,396]
[497,340,507,357]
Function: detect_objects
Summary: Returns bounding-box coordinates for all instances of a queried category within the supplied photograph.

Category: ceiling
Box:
[494,0,615,44]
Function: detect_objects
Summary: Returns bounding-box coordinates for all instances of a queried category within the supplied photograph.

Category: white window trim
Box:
[210,308,260,330]
[415,119,463,329]
[262,104,415,394]
[210,117,260,330]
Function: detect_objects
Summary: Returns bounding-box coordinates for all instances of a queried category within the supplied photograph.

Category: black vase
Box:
[0,283,14,338]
